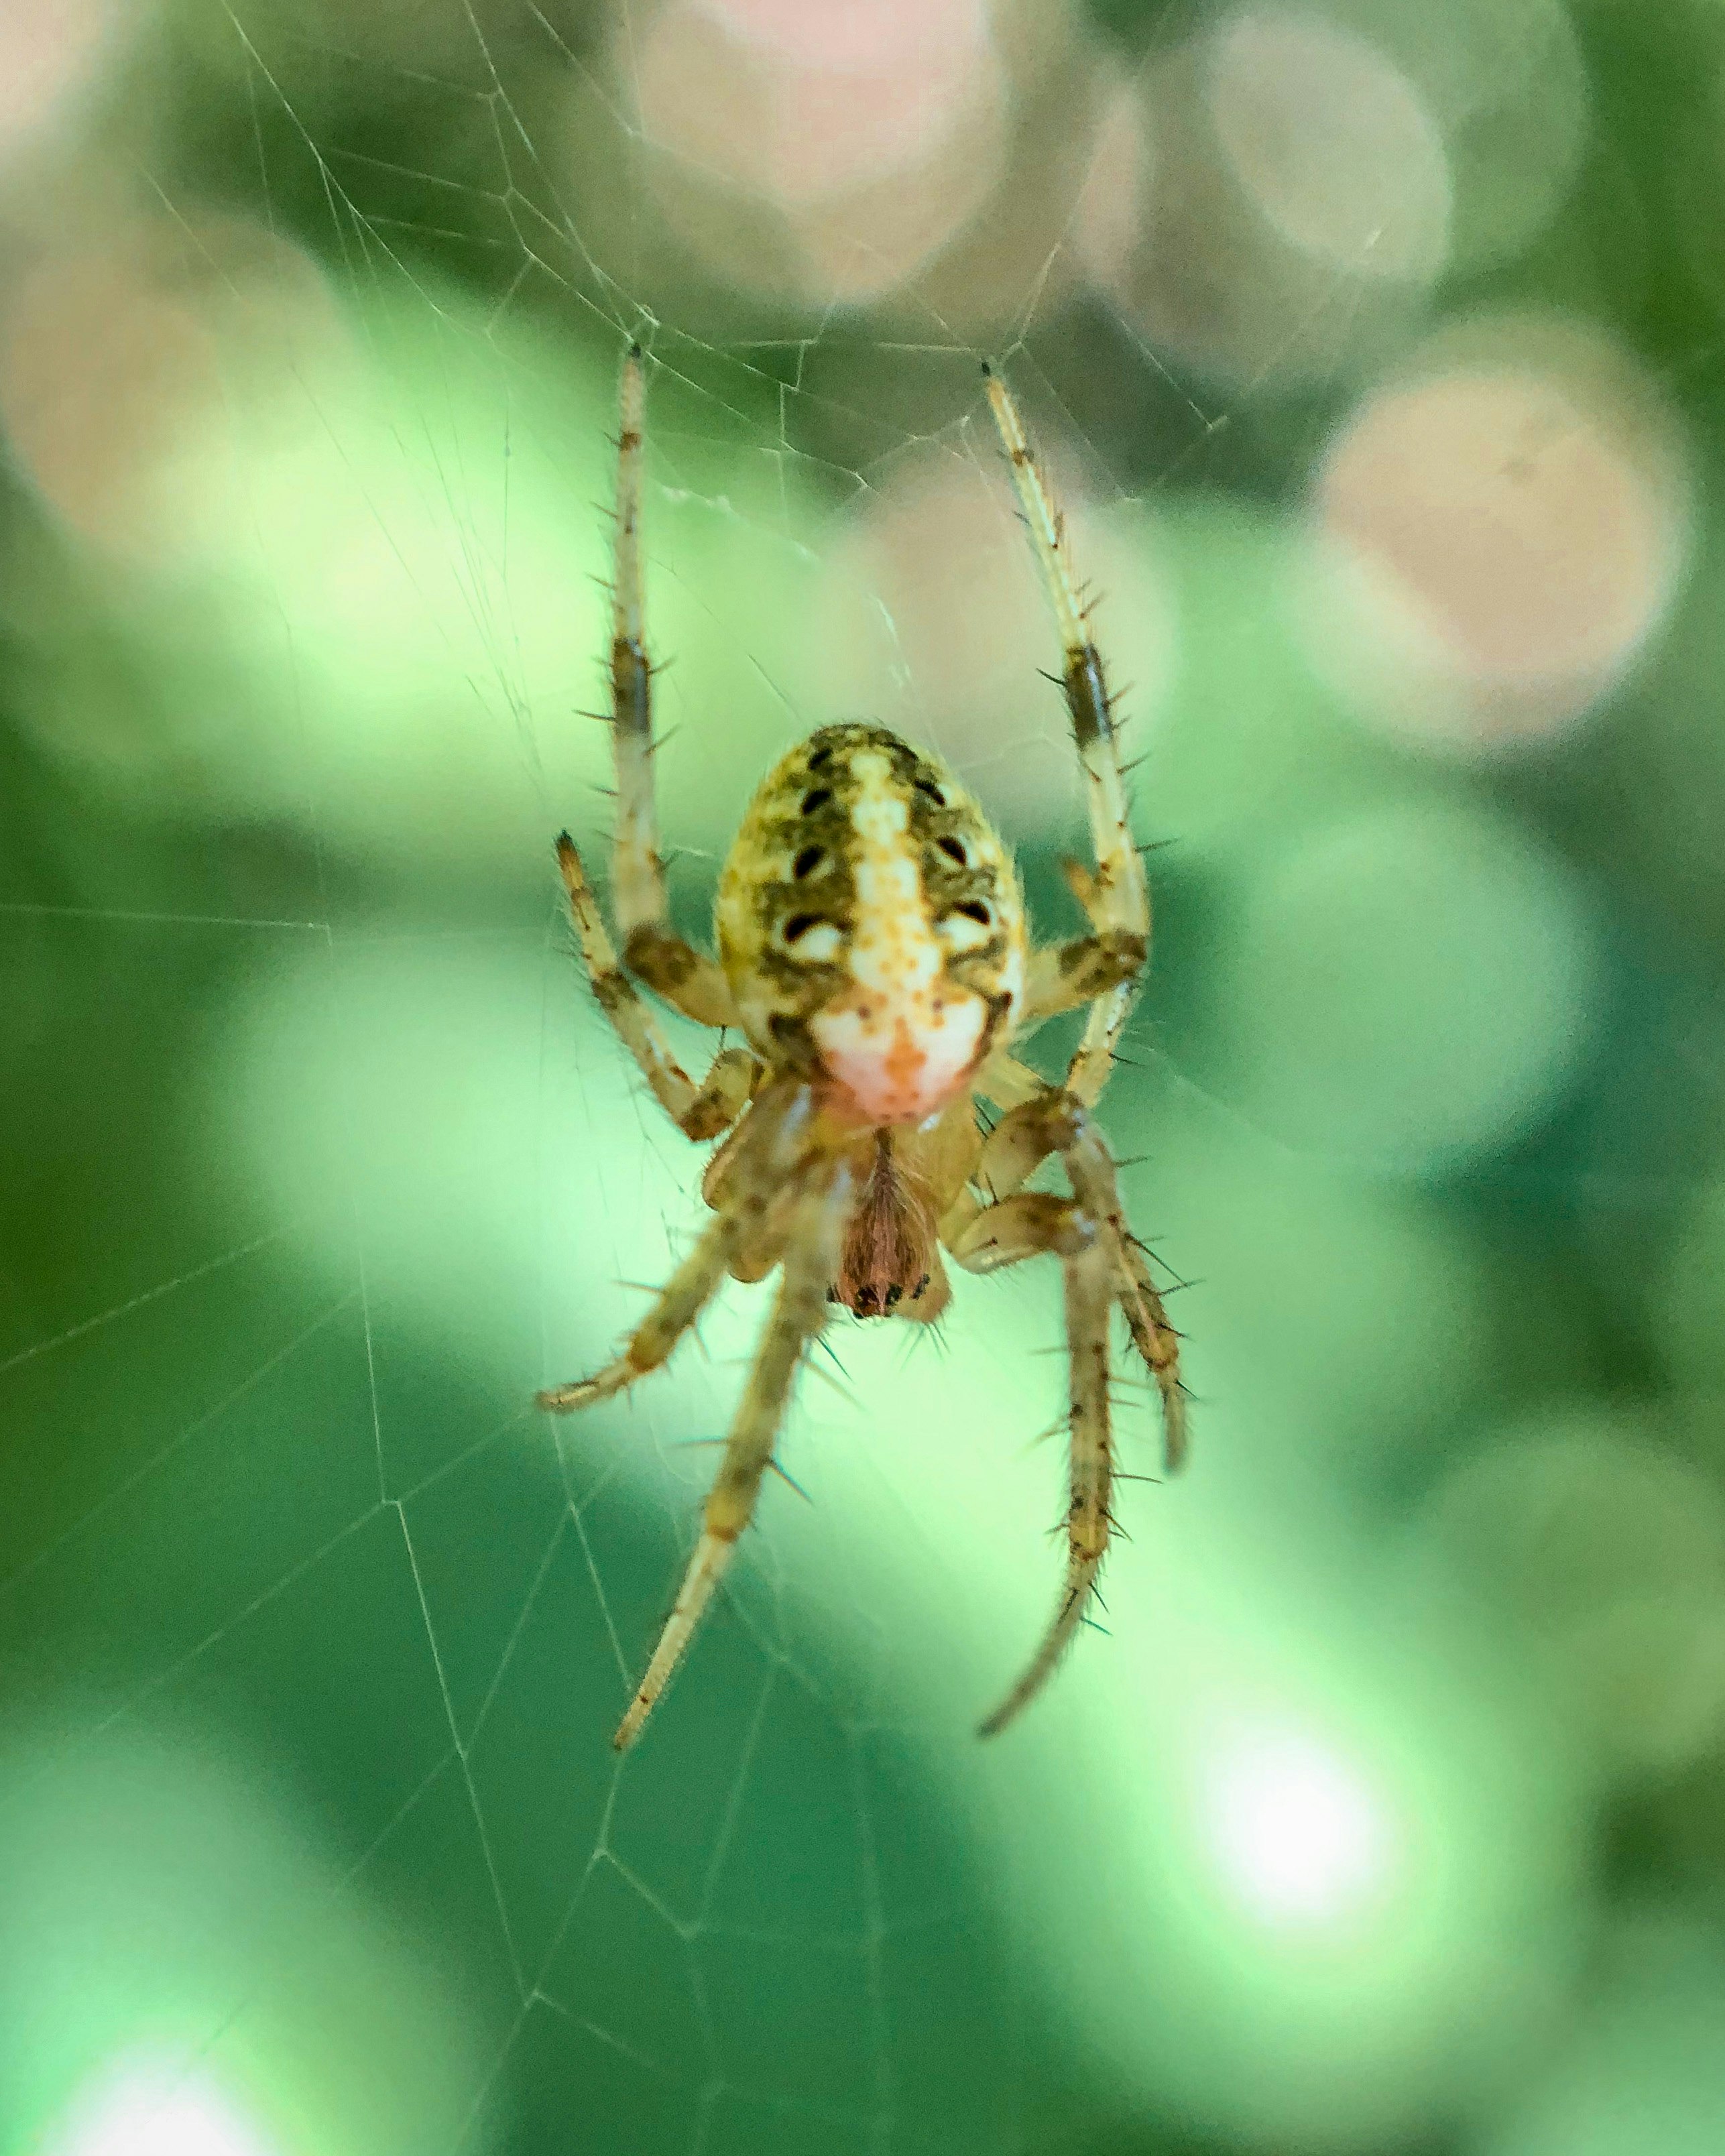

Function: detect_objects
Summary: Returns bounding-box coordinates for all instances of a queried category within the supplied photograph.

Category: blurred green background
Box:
[5,0,1725,2151]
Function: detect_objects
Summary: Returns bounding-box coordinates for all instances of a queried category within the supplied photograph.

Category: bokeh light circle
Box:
[1482,1915,1725,2156]
[626,0,1010,306]
[1097,6,1451,390]
[1208,8,1451,284]
[0,215,348,561]
[1655,1172,1725,1395]
[1208,1724,1401,1927]
[1307,316,1691,754]
[1320,0,1590,274]
[46,2060,276,2156]
[0,0,124,168]
[1217,796,1600,1169]
[1419,1408,1725,1780]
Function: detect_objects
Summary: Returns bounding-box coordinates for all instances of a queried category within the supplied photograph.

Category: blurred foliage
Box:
[5,3,1725,2155]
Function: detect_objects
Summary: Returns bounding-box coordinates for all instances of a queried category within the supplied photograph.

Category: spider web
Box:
[4,3,1724,2154]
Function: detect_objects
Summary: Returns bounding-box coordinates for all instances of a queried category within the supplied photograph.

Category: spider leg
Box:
[603,344,741,1032]
[1065,1121,1187,1475]
[537,1083,812,1411]
[1112,1229,1187,1474]
[973,1049,1049,1111]
[943,1088,1185,1464]
[896,1249,953,1323]
[1021,926,1147,1025]
[697,1101,813,1285]
[971,369,1193,1468]
[939,1087,1083,1246]
[556,833,758,1141]
[615,1154,853,1748]
[946,1201,1116,1738]
[984,366,1148,1105]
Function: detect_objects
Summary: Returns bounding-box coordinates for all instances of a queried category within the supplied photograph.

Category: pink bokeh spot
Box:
[695,0,988,76]
[0,0,119,157]
[638,0,1000,210]
[1309,326,1692,750]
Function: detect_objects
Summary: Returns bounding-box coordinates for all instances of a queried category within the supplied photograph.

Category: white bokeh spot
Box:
[1209,1725,1399,1927]
[47,2062,276,2156]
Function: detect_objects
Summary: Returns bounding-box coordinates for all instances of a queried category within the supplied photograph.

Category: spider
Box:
[540,346,1186,1749]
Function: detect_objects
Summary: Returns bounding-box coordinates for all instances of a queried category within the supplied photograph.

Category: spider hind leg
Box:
[614,1154,852,1748]
[536,1082,813,1413]
[942,1089,1182,1732]
[975,1232,1116,1737]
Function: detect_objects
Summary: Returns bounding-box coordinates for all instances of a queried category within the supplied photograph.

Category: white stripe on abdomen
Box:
[810,749,987,1124]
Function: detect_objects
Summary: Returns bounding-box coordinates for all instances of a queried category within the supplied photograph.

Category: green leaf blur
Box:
[3,3,1724,2155]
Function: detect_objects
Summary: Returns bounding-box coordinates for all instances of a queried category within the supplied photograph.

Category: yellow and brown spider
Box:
[540,347,1185,1748]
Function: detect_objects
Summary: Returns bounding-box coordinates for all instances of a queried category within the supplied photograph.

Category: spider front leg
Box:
[556,833,756,1142]
[1019,916,1145,1025]
[603,344,739,1032]
[615,1150,853,1749]
[984,366,1148,1104]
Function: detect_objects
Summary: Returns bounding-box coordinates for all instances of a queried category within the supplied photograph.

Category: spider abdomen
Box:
[715,724,1026,1124]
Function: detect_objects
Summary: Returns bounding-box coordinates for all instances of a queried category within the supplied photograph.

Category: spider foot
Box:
[535,1363,632,1415]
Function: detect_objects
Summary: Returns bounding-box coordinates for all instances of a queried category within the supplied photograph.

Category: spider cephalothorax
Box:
[540,349,1186,1748]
